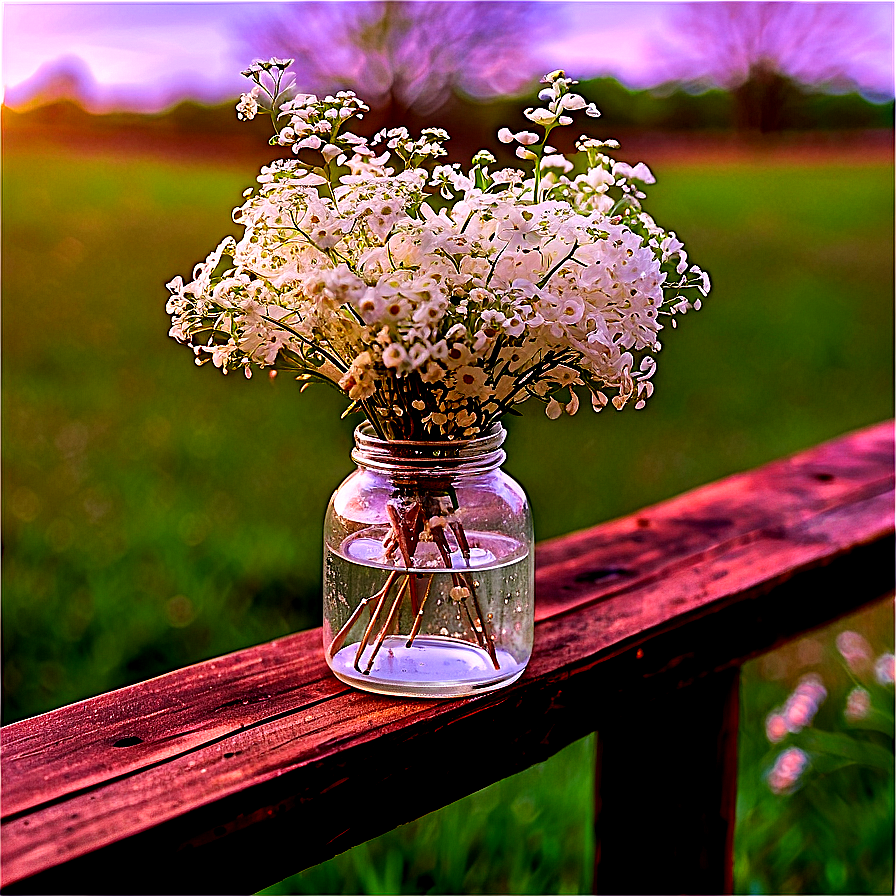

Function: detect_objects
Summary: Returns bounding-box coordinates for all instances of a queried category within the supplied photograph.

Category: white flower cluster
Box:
[167,64,710,441]
[761,631,895,798]
[765,673,828,743]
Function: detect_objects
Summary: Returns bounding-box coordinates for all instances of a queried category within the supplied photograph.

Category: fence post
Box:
[594,666,740,895]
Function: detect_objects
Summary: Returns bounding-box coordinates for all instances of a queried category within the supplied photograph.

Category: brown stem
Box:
[406,575,435,647]
[333,568,401,659]
[450,518,500,670]
[430,523,460,579]
[358,492,501,672]
[464,572,500,670]
[386,501,422,567]
[353,570,400,673]
[460,599,481,645]
[431,523,493,657]
[386,500,423,615]
[364,575,411,675]
[382,531,397,557]
[449,520,471,561]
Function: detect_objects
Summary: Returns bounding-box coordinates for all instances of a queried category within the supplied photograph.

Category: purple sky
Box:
[2,2,893,112]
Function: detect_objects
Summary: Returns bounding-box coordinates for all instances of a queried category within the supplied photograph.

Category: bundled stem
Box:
[330,492,501,675]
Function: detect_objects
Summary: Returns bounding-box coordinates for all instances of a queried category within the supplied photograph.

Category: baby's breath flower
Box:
[167,62,710,441]
[541,154,573,173]
[577,136,618,151]
[472,150,496,166]
[613,161,656,184]
[524,107,555,125]
[236,87,260,121]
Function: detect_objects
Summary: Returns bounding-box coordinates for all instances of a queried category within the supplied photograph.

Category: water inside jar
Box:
[324,528,532,697]
[339,527,525,572]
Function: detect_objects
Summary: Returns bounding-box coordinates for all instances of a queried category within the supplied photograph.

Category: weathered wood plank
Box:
[0,628,342,818]
[534,418,893,618]
[1,421,892,894]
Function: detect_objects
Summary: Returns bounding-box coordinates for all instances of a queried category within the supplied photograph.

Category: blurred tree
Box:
[3,54,100,112]
[659,2,893,131]
[239,1,545,120]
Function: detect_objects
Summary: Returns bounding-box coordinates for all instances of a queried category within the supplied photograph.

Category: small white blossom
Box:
[382,343,412,373]
[765,712,788,743]
[167,62,709,440]
[452,365,489,398]
[767,747,809,795]
[524,107,555,125]
[613,161,656,184]
[560,93,586,111]
[836,630,872,672]
[875,653,895,685]
[844,686,871,722]
[516,131,540,146]
[541,154,573,173]
[236,86,260,121]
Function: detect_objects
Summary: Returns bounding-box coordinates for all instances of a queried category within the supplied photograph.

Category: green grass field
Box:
[2,137,893,894]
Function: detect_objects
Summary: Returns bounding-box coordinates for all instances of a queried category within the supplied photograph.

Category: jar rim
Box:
[352,422,507,473]
[354,421,505,450]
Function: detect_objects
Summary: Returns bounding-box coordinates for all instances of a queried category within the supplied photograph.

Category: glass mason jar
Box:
[323,423,534,698]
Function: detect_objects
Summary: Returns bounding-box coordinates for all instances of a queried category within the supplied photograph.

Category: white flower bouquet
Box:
[166,59,710,442]
[165,60,711,694]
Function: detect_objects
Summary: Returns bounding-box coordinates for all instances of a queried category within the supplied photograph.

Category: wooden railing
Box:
[2,421,893,895]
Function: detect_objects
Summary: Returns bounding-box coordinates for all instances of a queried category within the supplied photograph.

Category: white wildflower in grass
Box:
[767,747,809,795]
[765,673,829,745]
[765,712,788,744]
[166,60,710,441]
[844,686,871,722]
[875,652,895,685]
[781,673,827,733]
[836,630,873,673]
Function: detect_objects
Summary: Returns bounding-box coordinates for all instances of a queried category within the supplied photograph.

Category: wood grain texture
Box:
[2,421,893,894]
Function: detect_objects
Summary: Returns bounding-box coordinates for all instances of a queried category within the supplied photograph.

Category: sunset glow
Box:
[2,1,893,113]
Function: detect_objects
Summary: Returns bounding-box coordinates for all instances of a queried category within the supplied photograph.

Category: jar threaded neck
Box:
[351,423,506,475]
